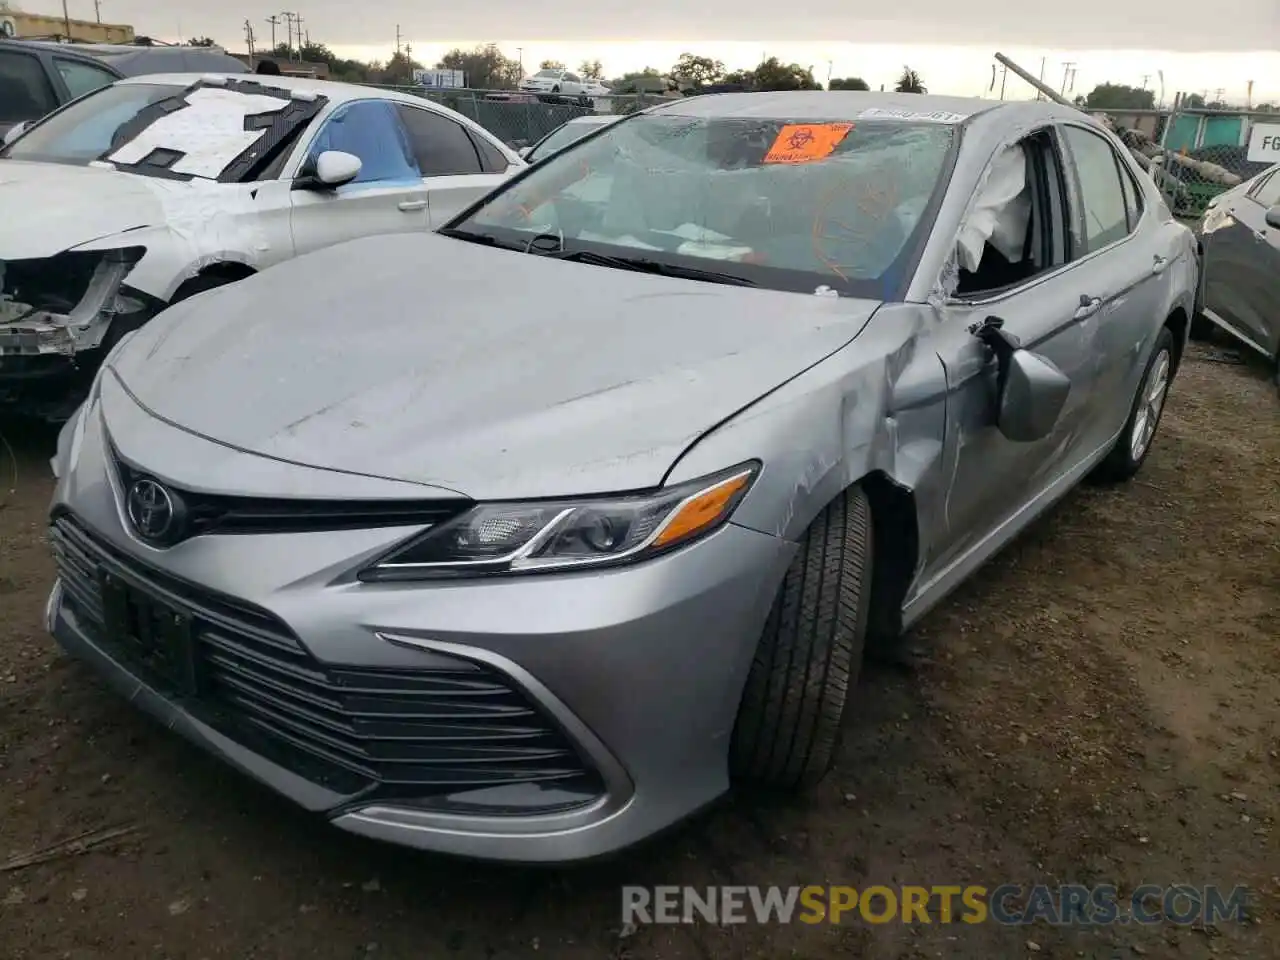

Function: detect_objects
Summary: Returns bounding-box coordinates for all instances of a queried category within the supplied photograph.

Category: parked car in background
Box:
[518,67,589,103]
[518,113,621,163]
[1192,162,1280,374]
[0,72,522,420]
[0,39,248,140]
[46,92,1197,864]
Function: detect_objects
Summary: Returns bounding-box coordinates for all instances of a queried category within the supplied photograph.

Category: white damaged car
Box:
[0,72,523,419]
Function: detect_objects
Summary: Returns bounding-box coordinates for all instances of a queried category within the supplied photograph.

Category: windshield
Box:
[527,121,608,163]
[3,80,300,179]
[451,113,957,297]
[533,69,562,78]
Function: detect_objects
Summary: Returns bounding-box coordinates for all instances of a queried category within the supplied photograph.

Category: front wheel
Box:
[730,485,873,789]
[1091,326,1175,483]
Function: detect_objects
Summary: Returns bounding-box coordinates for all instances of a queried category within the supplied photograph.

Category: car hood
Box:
[108,233,880,500]
[0,159,242,261]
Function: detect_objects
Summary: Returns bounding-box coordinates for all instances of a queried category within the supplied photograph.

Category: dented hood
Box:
[109,232,879,500]
[0,160,165,260]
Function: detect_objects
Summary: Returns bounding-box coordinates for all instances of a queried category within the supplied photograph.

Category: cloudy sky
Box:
[27,0,1280,101]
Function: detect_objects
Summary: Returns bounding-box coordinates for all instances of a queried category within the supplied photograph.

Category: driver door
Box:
[289,99,429,257]
[930,129,1102,573]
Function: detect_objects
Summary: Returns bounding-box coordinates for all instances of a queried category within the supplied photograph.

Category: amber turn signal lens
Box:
[651,471,753,548]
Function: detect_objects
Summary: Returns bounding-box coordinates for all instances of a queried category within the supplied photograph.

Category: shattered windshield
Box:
[452,113,957,297]
[1,80,303,181]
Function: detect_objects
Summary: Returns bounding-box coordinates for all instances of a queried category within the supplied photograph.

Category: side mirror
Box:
[2,121,28,147]
[1267,205,1280,230]
[293,150,361,190]
[972,316,1071,443]
[518,145,532,159]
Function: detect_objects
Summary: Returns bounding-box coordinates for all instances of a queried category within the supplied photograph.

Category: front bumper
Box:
[47,404,792,862]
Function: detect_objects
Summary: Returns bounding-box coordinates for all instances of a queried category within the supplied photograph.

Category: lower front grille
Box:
[50,514,604,804]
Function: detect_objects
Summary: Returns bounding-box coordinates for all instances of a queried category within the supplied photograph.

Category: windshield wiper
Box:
[436,227,527,251]
[551,250,757,287]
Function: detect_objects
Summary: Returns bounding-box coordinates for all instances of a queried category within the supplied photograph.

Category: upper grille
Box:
[109,444,470,540]
[50,514,603,804]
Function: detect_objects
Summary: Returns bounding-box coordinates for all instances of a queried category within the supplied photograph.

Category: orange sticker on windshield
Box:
[764,123,853,164]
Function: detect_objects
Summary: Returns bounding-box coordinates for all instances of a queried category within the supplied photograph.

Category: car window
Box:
[394,105,483,176]
[1062,125,1131,253]
[526,121,599,163]
[565,73,581,83]
[1250,169,1280,207]
[1,81,180,164]
[1117,159,1143,230]
[0,49,58,122]
[305,99,420,184]
[467,129,509,173]
[54,57,118,99]
[454,114,957,298]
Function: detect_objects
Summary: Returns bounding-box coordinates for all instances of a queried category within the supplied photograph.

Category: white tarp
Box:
[108,87,289,180]
[955,143,1029,273]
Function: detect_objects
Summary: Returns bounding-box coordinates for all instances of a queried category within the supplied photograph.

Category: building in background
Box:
[1,6,134,43]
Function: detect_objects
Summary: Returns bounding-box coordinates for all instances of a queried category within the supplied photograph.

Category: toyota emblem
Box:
[126,478,179,543]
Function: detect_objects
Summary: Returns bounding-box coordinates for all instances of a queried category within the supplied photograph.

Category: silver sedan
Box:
[47,91,1199,863]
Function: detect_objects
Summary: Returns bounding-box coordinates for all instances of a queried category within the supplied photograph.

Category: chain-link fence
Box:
[359,86,664,147]
[1113,108,1276,219]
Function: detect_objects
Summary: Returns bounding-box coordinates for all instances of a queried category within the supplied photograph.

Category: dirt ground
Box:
[0,339,1276,960]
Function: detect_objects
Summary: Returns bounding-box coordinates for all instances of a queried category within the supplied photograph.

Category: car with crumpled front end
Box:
[0,72,521,421]
[46,91,1197,863]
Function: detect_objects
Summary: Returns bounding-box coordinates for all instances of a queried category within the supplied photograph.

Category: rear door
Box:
[1057,122,1178,422]
[289,99,430,256]
[394,104,511,228]
[0,47,60,135]
[1201,167,1280,357]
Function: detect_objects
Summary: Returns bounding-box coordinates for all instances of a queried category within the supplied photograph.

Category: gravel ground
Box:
[0,339,1276,960]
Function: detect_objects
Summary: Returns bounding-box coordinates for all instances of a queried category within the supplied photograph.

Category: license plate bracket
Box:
[98,568,201,696]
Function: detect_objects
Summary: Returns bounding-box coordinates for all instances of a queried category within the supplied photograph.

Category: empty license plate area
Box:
[98,566,201,696]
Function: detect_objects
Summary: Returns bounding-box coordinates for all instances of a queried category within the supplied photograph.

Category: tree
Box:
[1084,83,1156,110]
[579,59,604,81]
[829,76,870,91]
[671,52,725,89]
[539,59,565,71]
[895,67,926,94]
[188,36,216,47]
[749,57,819,91]
[437,44,522,89]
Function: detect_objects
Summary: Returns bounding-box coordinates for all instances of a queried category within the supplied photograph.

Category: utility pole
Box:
[93,0,101,23]
[826,60,832,87]
[278,12,298,60]
[999,63,1008,99]
[516,47,523,76]
[395,24,403,58]
[60,0,71,39]
[243,19,255,62]
[1060,62,1076,97]
[265,15,280,50]
[294,15,304,54]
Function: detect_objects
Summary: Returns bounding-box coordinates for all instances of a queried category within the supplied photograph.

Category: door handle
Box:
[1073,295,1102,320]
[1151,255,1169,275]
[397,200,427,212]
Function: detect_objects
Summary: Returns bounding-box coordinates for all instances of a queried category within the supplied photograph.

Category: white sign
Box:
[413,68,465,89]
[856,107,969,124]
[1246,123,1280,163]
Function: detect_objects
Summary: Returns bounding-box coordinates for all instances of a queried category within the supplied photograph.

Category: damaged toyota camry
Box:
[47,92,1198,863]
[0,72,521,420]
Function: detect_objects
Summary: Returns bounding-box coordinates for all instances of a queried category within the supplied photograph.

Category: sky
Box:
[22,0,1280,103]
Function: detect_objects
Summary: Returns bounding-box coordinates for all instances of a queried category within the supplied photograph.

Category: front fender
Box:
[665,303,950,559]
[71,224,262,303]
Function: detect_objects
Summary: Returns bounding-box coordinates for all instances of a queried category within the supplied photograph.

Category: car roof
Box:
[648,90,1075,126]
[115,72,461,107]
[0,37,124,72]
[14,41,248,76]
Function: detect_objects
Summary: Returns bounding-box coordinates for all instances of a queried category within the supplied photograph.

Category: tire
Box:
[1091,326,1175,484]
[730,485,874,789]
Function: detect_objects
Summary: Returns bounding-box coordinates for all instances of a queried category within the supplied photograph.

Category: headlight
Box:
[359,462,758,581]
